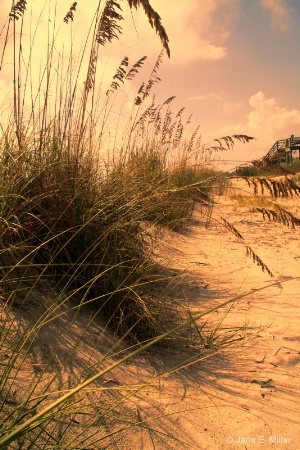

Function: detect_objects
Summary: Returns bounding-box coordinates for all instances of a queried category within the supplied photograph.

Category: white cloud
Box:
[215,91,300,161]
[247,91,300,139]
[261,0,293,31]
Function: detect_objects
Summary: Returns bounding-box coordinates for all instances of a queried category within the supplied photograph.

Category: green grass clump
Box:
[280,158,300,173]
[0,0,237,355]
[230,193,272,208]
[0,124,205,340]
[0,1,245,447]
[234,165,261,177]
[0,122,228,448]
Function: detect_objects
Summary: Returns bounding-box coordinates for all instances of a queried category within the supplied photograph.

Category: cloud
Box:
[188,93,222,101]
[188,94,242,117]
[247,91,300,138]
[215,91,300,161]
[126,0,239,64]
[261,0,293,31]
[0,0,239,103]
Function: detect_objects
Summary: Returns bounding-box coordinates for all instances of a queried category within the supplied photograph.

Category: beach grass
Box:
[2,0,295,447]
[0,1,236,447]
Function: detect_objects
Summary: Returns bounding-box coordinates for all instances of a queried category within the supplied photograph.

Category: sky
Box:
[1,0,300,169]
[127,0,300,168]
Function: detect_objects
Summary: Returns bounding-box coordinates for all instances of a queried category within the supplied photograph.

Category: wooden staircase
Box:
[262,135,300,165]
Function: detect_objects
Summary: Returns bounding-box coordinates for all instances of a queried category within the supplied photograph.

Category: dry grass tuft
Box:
[251,158,296,175]
[230,194,271,208]
[221,217,273,277]
[243,176,300,198]
[213,134,255,151]
[253,206,300,228]
[96,0,124,46]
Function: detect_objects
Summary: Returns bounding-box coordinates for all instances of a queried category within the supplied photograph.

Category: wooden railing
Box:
[263,136,300,163]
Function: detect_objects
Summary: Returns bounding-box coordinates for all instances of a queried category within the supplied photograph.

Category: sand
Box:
[119,178,300,449]
[1,179,300,449]
[144,180,300,449]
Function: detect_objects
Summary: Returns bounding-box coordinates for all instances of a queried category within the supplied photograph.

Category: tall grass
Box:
[0,1,254,448]
[0,0,218,336]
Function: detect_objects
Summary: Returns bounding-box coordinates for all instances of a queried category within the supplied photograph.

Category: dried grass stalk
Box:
[135,51,163,105]
[222,217,273,277]
[134,97,156,133]
[253,207,300,228]
[243,176,300,198]
[126,56,147,80]
[127,0,170,57]
[214,135,255,151]
[106,56,147,95]
[246,246,274,277]
[188,126,200,152]
[84,47,97,94]
[107,56,129,94]
[222,217,244,241]
[96,0,123,46]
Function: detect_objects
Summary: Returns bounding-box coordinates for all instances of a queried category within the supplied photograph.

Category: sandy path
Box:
[2,180,300,449]
[143,181,300,450]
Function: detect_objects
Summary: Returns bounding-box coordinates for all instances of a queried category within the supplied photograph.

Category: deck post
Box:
[291,135,294,147]
[290,135,294,164]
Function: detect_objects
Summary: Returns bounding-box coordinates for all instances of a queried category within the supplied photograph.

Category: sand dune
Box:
[140,180,300,449]
[2,179,300,449]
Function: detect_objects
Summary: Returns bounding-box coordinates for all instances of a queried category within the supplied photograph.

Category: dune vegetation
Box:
[2,1,299,448]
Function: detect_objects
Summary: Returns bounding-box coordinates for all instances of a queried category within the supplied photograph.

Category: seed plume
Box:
[9,0,27,20]
[63,2,78,24]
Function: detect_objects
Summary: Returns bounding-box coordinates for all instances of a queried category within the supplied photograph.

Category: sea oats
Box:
[222,217,273,277]
[9,0,27,21]
[107,56,129,95]
[127,0,170,57]
[96,0,123,46]
[126,56,147,80]
[63,2,77,24]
